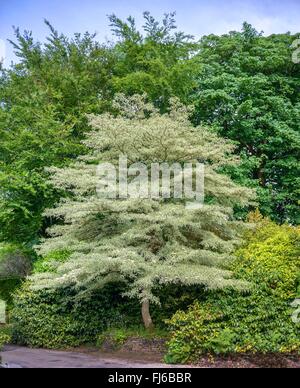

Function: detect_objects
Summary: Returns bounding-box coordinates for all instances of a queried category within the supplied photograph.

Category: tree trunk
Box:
[142,300,154,330]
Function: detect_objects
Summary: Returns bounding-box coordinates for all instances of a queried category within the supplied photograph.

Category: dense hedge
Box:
[11,280,205,349]
[165,218,300,363]
[0,279,22,309]
[11,284,139,349]
[10,218,300,355]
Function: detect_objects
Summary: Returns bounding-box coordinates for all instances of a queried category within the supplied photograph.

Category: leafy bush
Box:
[0,333,11,350]
[233,217,300,300]
[97,328,129,350]
[11,283,140,349]
[97,326,168,350]
[166,218,300,363]
[0,325,12,351]
[33,250,71,274]
[11,278,205,349]
[0,279,22,310]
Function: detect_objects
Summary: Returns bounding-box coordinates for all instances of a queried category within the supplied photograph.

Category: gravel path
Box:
[0,345,172,368]
[2,345,299,368]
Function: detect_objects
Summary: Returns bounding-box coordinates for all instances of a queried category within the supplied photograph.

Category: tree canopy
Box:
[191,23,300,223]
[0,13,298,282]
[0,12,298,357]
[31,95,254,327]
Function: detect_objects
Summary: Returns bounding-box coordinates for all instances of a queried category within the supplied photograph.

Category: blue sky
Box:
[1,0,300,67]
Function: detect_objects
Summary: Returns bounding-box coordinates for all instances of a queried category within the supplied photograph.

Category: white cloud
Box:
[175,1,300,38]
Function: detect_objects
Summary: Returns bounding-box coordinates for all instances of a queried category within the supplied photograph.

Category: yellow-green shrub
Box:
[0,333,11,350]
[233,216,300,299]
[166,217,300,363]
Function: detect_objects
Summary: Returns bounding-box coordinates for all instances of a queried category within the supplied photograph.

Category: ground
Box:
[0,345,174,368]
[1,345,300,368]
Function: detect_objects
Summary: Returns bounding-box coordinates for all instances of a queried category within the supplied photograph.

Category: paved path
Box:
[0,345,173,368]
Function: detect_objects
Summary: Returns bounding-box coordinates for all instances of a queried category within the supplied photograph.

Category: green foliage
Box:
[11,283,139,349]
[0,324,12,350]
[109,12,197,112]
[0,243,31,309]
[166,218,300,363]
[29,95,253,320]
[0,14,197,246]
[10,284,191,349]
[10,281,206,349]
[97,328,128,349]
[0,333,11,350]
[233,215,300,299]
[165,302,224,363]
[1,14,297,267]
[33,249,71,274]
[150,284,207,324]
[97,326,168,350]
[191,25,300,223]
[0,22,115,244]
[0,279,22,309]
[11,283,183,349]
[1,14,299,354]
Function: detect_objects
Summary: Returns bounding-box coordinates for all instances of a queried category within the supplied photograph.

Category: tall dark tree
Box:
[109,12,197,111]
[0,22,115,243]
[191,23,300,224]
[0,14,198,245]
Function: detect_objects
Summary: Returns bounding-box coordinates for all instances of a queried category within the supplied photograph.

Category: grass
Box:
[97,325,169,349]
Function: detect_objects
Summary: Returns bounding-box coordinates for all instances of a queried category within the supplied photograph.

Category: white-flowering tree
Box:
[32,95,255,328]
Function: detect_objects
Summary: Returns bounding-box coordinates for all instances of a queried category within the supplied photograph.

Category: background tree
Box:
[31,95,254,329]
[0,13,197,247]
[109,12,197,111]
[191,23,300,224]
[0,22,115,244]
